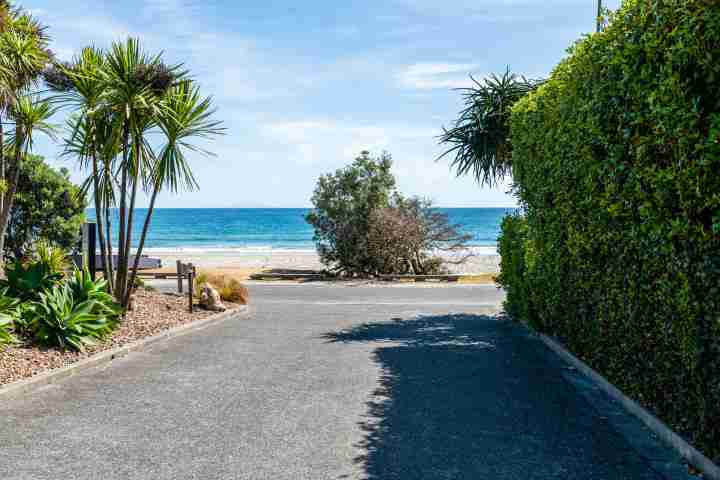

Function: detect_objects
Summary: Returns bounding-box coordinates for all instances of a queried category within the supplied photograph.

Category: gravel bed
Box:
[0,288,241,386]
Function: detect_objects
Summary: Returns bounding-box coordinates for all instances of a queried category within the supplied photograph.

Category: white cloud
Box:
[261,120,438,167]
[397,62,479,90]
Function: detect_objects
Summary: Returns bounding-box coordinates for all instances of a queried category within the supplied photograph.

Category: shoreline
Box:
[137,246,500,276]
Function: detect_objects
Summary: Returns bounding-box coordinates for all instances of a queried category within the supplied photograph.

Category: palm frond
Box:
[8,95,58,149]
[438,68,541,187]
[153,79,224,192]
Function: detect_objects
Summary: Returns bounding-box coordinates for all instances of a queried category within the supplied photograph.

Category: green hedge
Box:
[503,0,720,459]
[497,214,532,323]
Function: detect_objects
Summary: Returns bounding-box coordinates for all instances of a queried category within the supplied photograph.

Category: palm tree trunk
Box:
[91,150,111,282]
[100,156,115,292]
[0,127,24,263]
[115,122,130,301]
[121,140,141,308]
[104,194,114,291]
[125,185,158,307]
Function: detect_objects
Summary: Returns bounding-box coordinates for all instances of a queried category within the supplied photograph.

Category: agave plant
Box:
[67,268,121,322]
[0,315,14,345]
[0,287,20,345]
[32,282,116,351]
[0,255,63,301]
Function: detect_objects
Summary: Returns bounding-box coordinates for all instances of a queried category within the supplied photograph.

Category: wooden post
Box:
[81,223,89,270]
[176,260,183,293]
[81,222,97,276]
[187,263,194,313]
[88,222,97,279]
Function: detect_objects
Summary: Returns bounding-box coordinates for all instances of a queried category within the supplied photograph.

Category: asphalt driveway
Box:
[0,284,692,479]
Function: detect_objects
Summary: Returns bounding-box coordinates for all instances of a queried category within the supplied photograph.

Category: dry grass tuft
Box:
[196,271,250,305]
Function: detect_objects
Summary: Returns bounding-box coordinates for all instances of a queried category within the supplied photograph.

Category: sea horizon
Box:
[86,207,515,252]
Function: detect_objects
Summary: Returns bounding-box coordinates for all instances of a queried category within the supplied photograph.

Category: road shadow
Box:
[323,314,660,480]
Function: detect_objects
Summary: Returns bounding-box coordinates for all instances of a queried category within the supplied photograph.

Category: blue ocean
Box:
[88,208,515,252]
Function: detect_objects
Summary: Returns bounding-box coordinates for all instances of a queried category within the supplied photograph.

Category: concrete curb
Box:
[0,305,250,401]
[537,332,720,480]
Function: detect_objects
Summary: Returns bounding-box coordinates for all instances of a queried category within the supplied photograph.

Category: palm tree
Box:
[97,38,183,306]
[56,38,221,310]
[51,47,118,286]
[438,69,540,187]
[125,80,223,305]
[0,5,52,261]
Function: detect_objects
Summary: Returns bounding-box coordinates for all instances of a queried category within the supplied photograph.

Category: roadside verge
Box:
[0,306,249,400]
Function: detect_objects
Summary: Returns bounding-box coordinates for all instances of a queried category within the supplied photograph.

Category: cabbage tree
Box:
[51,38,222,309]
[0,4,53,263]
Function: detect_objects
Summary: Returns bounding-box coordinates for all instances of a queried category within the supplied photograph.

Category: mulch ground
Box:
[0,288,241,386]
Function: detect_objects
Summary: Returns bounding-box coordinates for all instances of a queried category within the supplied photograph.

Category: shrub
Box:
[307,151,471,276]
[5,154,86,259]
[31,282,117,351]
[306,151,396,276]
[0,255,63,301]
[219,279,249,304]
[505,0,720,458]
[367,197,471,275]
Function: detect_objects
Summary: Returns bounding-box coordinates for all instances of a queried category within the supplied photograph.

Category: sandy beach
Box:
[143,247,500,278]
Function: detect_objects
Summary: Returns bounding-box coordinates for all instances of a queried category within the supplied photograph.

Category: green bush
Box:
[505,0,720,458]
[5,154,86,259]
[0,255,64,301]
[496,214,531,323]
[306,150,397,276]
[306,151,471,276]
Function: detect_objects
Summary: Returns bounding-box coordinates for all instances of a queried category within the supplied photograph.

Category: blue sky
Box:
[24,0,620,208]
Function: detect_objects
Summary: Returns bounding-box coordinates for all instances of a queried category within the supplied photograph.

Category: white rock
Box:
[199,283,226,312]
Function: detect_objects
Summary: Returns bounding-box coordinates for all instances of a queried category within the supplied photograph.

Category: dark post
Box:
[187,263,194,313]
[176,260,184,293]
[596,0,603,33]
[87,222,97,279]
